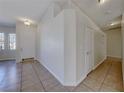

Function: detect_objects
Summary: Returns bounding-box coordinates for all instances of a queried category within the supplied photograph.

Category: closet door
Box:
[85,27,94,74]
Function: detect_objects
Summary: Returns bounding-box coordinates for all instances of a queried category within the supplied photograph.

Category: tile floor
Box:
[0,58,124,92]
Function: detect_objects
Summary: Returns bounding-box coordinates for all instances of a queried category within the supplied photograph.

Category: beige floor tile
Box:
[22,86,44,92]
[103,81,123,90]
[65,86,76,91]
[100,84,124,92]
[103,75,123,90]
[21,82,34,90]
[38,71,55,81]
[87,72,106,83]
[82,76,102,91]
[34,69,48,77]
[105,74,122,82]
[42,77,60,91]
[108,70,122,77]
[74,84,93,92]
[22,82,44,92]
[34,62,49,72]
[47,84,69,92]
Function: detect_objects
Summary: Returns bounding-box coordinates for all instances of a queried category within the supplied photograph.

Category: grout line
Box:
[98,62,113,91]
[31,61,46,92]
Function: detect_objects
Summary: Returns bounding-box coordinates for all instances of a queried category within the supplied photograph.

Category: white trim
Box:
[0,58,15,61]
[107,55,122,59]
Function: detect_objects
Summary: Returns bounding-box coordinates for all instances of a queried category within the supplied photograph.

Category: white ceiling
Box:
[0,0,55,26]
[0,0,123,30]
[73,0,124,30]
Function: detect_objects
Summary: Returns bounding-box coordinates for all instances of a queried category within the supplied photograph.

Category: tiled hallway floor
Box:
[0,58,124,92]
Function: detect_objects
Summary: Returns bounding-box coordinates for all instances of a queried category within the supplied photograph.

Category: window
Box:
[9,34,16,50]
[0,33,4,50]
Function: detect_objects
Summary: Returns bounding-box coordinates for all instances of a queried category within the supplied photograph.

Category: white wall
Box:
[36,1,106,86]
[94,31,106,67]
[41,2,65,24]
[16,22,36,62]
[74,4,88,83]
[69,1,107,84]
[38,11,65,83]
[0,26,16,60]
[37,10,77,85]
[64,10,77,85]
[105,28,122,58]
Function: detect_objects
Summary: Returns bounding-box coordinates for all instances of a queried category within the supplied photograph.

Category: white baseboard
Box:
[107,55,122,59]
[107,56,122,62]
[0,58,15,61]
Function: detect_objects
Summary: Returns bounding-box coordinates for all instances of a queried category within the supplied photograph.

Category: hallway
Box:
[0,58,123,92]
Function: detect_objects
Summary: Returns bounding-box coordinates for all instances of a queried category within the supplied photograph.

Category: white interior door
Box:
[85,27,94,74]
[20,27,35,59]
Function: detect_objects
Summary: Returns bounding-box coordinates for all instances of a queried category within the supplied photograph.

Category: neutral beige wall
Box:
[105,28,122,58]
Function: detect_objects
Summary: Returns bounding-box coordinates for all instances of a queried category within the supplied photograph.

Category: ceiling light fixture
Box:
[110,23,115,26]
[98,0,105,4]
[24,19,31,26]
[18,17,35,26]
